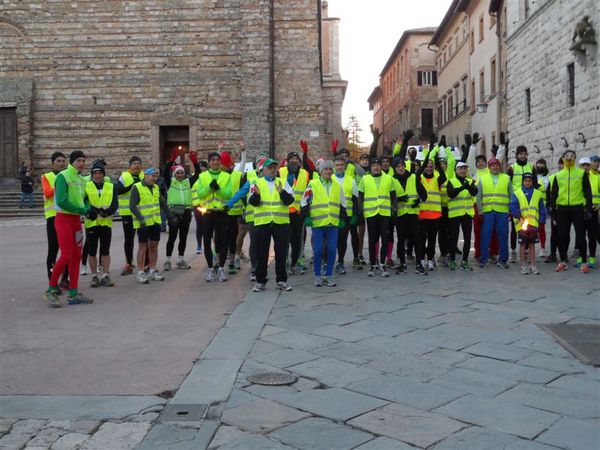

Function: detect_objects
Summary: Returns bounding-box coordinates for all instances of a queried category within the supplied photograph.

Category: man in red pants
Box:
[43,150,96,307]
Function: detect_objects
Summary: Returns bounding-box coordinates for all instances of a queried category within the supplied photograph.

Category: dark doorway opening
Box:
[420,108,434,140]
[159,126,190,172]
[0,108,18,179]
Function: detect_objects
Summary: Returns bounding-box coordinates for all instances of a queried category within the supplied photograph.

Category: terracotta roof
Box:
[379,27,437,77]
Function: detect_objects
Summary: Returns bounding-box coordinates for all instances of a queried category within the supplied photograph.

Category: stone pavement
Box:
[1,219,599,449]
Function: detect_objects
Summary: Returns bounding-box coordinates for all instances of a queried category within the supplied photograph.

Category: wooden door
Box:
[0,108,17,178]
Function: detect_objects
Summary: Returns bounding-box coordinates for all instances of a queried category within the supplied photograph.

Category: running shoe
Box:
[239,252,250,262]
[427,260,435,271]
[448,260,457,271]
[379,264,389,277]
[42,290,62,308]
[228,264,237,275]
[415,264,428,276]
[148,270,165,281]
[479,260,488,268]
[163,261,172,271]
[555,261,568,272]
[314,277,323,287]
[396,264,406,275]
[589,257,596,269]
[580,263,589,274]
[276,281,292,291]
[336,262,346,275]
[90,275,100,288]
[196,245,202,255]
[439,256,448,267]
[385,258,394,268]
[510,251,517,263]
[100,275,114,287]
[497,261,509,269]
[176,260,191,270]
[80,264,88,276]
[322,276,337,287]
[460,261,473,271]
[545,254,557,263]
[353,259,362,270]
[252,283,266,292]
[530,265,540,275]
[218,267,228,282]
[359,255,367,266]
[121,264,134,276]
[521,265,529,275]
[67,293,94,304]
[289,265,306,276]
[234,256,242,270]
[296,260,308,271]
[205,268,215,282]
[367,265,376,277]
[137,271,149,284]
[539,248,546,258]
[250,271,257,282]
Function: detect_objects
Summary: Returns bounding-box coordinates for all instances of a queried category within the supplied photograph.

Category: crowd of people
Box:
[40,131,599,307]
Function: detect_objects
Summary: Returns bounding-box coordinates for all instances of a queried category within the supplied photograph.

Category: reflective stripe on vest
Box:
[42,171,57,219]
[514,188,542,231]
[555,167,585,206]
[85,181,114,228]
[253,178,290,225]
[448,177,475,218]
[480,173,510,213]
[167,178,192,208]
[420,175,442,213]
[590,172,599,206]
[198,171,230,209]
[339,175,354,218]
[132,183,161,229]
[309,179,341,227]
[398,174,419,216]
[118,171,136,216]
[228,170,244,216]
[279,167,309,210]
[362,174,392,218]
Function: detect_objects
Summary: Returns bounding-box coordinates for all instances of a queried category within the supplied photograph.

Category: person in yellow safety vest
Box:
[42,152,69,287]
[332,146,357,180]
[534,158,550,258]
[117,156,143,275]
[354,153,371,266]
[476,158,512,269]
[221,143,248,274]
[508,145,536,263]
[549,150,593,273]
[578,157,598,269]
[333,156,360,273]
[192,160,209,254]
[358,157,397,277]
[162,148,202,272]
[129,168,171,284]
[544,157,564,263]
[226,156,267,282]
[85,162,118,288]
[392,157,427,275]
[248,159,295,292]
[510,173,546,275]
[417,147,447,272]
[380,156,394,177]
[279,146,312,274]
[446,161,478,271]
[301,160,348,287]
[590,155,600,260]
[197,152,232,282]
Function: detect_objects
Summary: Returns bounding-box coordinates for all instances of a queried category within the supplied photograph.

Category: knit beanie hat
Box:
[220,151,233,169]
[69,150,86,164]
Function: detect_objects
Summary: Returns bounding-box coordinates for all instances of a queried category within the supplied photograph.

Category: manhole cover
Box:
[246,371,297,386]
[538,324,600,366]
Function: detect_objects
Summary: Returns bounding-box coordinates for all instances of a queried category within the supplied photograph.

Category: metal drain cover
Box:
[247,371,297,386]
[159,403,208,423]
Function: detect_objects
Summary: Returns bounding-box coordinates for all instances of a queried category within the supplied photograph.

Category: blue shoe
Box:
[68,293,94,305]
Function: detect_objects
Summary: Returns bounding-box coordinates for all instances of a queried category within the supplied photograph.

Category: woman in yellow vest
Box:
[41,151,68,285]
[248,159,295,292]
[85,162,118,288]
[117,156,143,275]
[544,157,564,263]
[446,162,478,271]
[130,168,171,284]
[510,173,546,275]
[301,160,347,287]
[162,149,202,272]
[550,150,593,273]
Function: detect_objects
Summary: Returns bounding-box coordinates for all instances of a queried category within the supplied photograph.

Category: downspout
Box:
[491,6,503,163]
[269,0,275,158]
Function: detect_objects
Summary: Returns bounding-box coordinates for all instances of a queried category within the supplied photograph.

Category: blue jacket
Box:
[510,185,546,224]
[226,181,251,209]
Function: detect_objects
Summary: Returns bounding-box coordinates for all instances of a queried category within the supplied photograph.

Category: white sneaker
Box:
[276,281,292,291]
[530,265,540,275]
[234,256,241,270]
[314,277,323,287]
[511,251,517,263]
[252,283,266,292]
[322,276,337,287]
[427,260,435,271]
[163,261,172,271]
[148,270,164,281]
[80,264,88,276]
[539,248,546,258]
[217,267,228,282]
[521,265,529,275]
[205,268,215,282]
[176,259,191,270]
[136,271,149,284]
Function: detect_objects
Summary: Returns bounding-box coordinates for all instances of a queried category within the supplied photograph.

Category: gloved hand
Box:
[473,132,481,145]
[299,140,309,153]
[210,179,220,191]
[331,139,339,154]
[169,148,180,163]
[189,150,199,165]
[338,219,346,229]
[350,215,359,226]
[439,135,447,148]
[403,129,415,141]
[98,208,109,218]
[223,204,230,212]
[491,144,499,157]
[464,134,472,147]
[429,134,437,149]
[86,209,98,221]
[500,131,509,147]
[304,217,313,227]
[410,199,420,208]
[397,195,408,203]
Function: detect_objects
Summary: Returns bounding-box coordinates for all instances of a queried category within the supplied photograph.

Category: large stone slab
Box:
[348,374,464,410]
[172,359,243,405]
[221,398,310,433]
[269,418,373,450]
[457,356,560,384]
[252,348,319,369]
[80,422,151,450]
[276,388,388,422]
[430,427,518,449]
[430,367,517,397]
[288,357,379,388]
[200,326,262,360]
[209,425,293,450]
[224,293,279,328]
[137,421,218,450]
[338,319,414,338]
[462,342,531,362]
[546,374,600,398]
[0,396,165,420]
[261,331,337,350]
[348,403,465,448]
[353,436,415,450]
[434,394,561,439]
[537,417,600,450]
[313,341,388,365]
[310,324,375,342]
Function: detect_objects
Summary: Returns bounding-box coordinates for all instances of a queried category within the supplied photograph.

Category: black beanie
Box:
[69,150,86,164]
[129,156,142,166]
[51,151,66,163]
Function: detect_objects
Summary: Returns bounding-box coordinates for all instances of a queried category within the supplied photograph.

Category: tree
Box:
[345,115,364,146]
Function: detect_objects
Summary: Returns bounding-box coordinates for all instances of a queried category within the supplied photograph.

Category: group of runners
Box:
[41,131,599,307]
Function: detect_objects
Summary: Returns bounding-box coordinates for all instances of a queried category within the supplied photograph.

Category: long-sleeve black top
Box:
[129,180,171,223]
[394,172,427,202]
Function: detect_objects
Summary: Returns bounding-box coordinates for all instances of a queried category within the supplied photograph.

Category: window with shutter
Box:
[417,71,423,86]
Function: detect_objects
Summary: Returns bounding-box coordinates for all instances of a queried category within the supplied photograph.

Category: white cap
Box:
[579,157,591,165]
[456,161,468,168]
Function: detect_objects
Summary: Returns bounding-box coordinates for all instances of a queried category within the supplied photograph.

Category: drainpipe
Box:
[269,0,275,159]
[491,6,503,167]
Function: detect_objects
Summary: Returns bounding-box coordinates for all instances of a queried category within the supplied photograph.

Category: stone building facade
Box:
[371,28,438,151]
[0,0,346,177]
[505,0,599,167]
[367,86,383,136]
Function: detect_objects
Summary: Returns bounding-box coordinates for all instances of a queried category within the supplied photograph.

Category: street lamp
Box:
[476,103,488,113]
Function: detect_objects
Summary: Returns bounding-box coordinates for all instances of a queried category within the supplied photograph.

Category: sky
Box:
[326,0,452,145]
